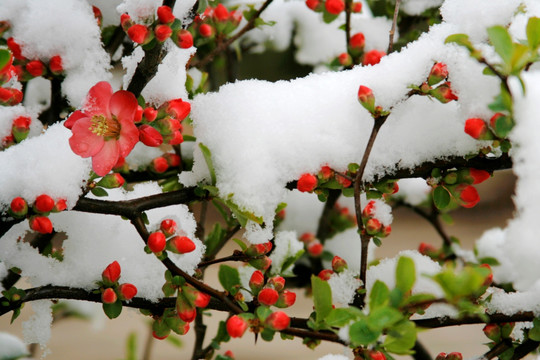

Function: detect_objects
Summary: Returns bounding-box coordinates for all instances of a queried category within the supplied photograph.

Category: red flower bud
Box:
[435,353,447,360]
[258,288,279,306]
[299,232,315,244]
[350,33,365,52]
[427,62,448,86]
[155,24,172,42]
[119,283,137,300]
[483,323,501,342]
[268,276,285,291]
[249,256,272,271]
[0,88,23,106]
[382,225,391,237]
[151,156,169,173]
[163,153,181,167]
[319,165,333,180]
[7,38,24,60]
[489,112,504,129]
[166,99,191,120]
[194,291,211,308]
[120,14,132,30]
[458,184,480,208]
[249,270,265,294]
[152,331,169,340]
[366,218,382,235]
[325,0,345,14]
[11,116,31,143]
[245,241,272,256]
[148,231,167,253]
[469,168,490,184]
[337,52,352,66]
[297,173,317,192]
[102,261,121,284]
[275,290,296,308]
[139,124,163,147]
[49,55,63,74]
[351,2,362,12]
[367,351,386,360]
[10,197,28,218]
[214,4,229,21]
[480,263,493,286]
[97,173,125,188]
[307,241,323,257]
[29,216,53,233]
[53,199,67,212]
[143,107,157,122]
[224,350,235,359]
[358,85,375,112]
[128,24,150,44]
[25,60,45,77]
[430,82,458,103]
[362,50,385,66]
[265,311,290,330]
[362,200,377,218]
[226,315,248,338]
[166,130,183,145]
[418,242,437,256]
[102,288,117,304]
[157,6,175,24]
[175,29,194,49]
[160,219,177,237]
[34,194,55,213]
[336,174,352,188]
[171,236,196,254]
[446,352,463,360]
[305,0,321,10]
[199,24,214,38]
[92,6,103,27]
[331,256,348,273]
[465,118,491,139]
[318,269,334,281]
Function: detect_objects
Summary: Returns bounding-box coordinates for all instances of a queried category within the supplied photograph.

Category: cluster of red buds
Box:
[333,32,386,67]
[483,322,514,343]
[435,352,463,360]
[99,261,138,318]
[361,200,391,238]
[0,47,23,106]
[244,241,273,271]
[464,112,514,143]
[226,309,291,338]
[147,218,196,256]
[136,98,190,147]
[418,242,446,261]
[429,167,490,209]
[191,4,242,40]
[296,164,356,194]
[249,271,296,308]
[148,152,181,174]
[299,232,324,258]
[120,6,194,49]
[318,255,349,280]
[9,194,66,234]
[409,62,458,104]
[4,37,64,82]
[153,270,211,339]
[2,115,32,149]
[354,349,387,360]
[305,0,362,20]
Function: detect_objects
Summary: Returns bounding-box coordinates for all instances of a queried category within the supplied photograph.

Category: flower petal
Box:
[83,81,112,117]
[69,118,105,157]
[64,110,87,129]
[109,90,137,123]
[91,140,120,176]
[118,121,139,158]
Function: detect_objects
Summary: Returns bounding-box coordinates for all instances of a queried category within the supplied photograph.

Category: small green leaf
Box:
[218,265,241,295]
[91,187,109,197]
[383,320,416,354]
[197,0,209,13]
[349,319,380,345]
[433,186,450,210]
[261,327,275,341]
[487,26,513,66]
[280,249,305,274]
[370,280,390,310]
[205,223,227,257]
[103,300,123,319]
[526,17,540,49]
[322,11,339,24]
[529,318,540,341]
[183,134,196,142]
[445,34,473,50]
[510,43,531,73]
[199,143,216,185]
[395,256,415,294]
[325,308,359,327]
[311,275,333,323]
[232,238,248,251]
[0,48,12,70]
[367,307,403,331]
[256,305,273,321]
[477,257,500,266]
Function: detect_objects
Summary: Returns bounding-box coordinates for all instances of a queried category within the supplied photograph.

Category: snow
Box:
[324,228,375,274]
[395,178,431,206]
[22,300,53,347]
[269,231,304,275]
[0,332,29,359]
[401,0,444,15]
[318,354,350,360]
[328,270,362,306]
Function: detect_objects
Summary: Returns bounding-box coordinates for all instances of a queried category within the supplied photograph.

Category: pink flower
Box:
[65,82,139,176]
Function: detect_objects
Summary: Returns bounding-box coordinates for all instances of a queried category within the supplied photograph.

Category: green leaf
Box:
[529,318,540,341]
[125,332,137,360]
[510,43,531,73]
[349,319,380,346]
[477,256,501,266]
[383,320,416,354]
[526,17,540,49]
[322,11,339,24]
[261,327,276,341]
[0,48,12,70]
[433,186,450,210]
[325,308,360,327]
[370,280,390,310]
[218,265,241,295]
[311,275,333,323]
[199,143,216,185]
[367,307,403,331]
[445,34,473,49]
[256,305,273,321]
[280,249,305,274]
[165,335,183,348]
[232,238,248,251]
[183,134,196,142]
[103,300,123,319]
[487,26,513,66]
[205,223,227,257]
[197,0,209,13]
[91,187,109,197]
[395,257,415,294]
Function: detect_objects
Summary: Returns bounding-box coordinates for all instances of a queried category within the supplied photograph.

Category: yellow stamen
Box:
[89,115,121,139]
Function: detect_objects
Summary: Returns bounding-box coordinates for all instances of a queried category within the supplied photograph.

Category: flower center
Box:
[89,115,121,139]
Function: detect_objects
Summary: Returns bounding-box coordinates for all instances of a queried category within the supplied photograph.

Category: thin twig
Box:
[198,251,251,268]
[480,340,513,360]
[190,0,274,68]
[396,200,452,247]
[191,311,207,360]
[387,0,402,54]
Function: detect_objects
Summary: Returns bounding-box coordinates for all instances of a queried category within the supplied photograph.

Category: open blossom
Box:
[64,82,139,176]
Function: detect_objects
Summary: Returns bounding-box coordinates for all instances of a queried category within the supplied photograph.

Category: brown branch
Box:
[481,340,513,360]
[280,327,345,345]
[511,339,540,360]
[198,251,251,268]
[204,224,242,261]
[396,201,452,248]
[191,311,207,360]
[414,311,535,328]
[190,0,274,69]
[387,0,402,54]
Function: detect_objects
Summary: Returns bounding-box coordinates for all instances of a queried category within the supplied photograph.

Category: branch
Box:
[396,201,452,248]
[511,339,540,360]
[481,340,513,360]
[190,0,274,69]
[387,0,402,54]
[280,327,345,345]
[414,311,535,328]
[126,43,166,98]
[198,251,251,268]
